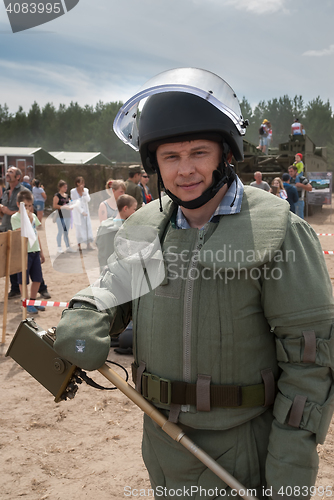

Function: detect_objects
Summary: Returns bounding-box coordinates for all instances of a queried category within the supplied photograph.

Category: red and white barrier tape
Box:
[22,299,69,308]
[20,245,334,307]
[317,233,334,236]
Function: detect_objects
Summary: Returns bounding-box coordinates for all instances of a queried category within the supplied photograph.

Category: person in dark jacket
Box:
[282,173,299,213]
[125,165,143,209]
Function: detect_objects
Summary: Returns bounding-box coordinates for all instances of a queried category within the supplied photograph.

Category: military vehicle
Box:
[235,134,327,185]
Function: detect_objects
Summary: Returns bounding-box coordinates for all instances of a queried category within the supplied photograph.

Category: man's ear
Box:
[227,150,233,163]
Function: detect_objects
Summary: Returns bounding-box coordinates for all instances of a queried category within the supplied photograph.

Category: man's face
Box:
[6,167,19,183]
[133,173,141,184]
[288,167,297,179]
[254,172,262,183]
[156,140,222,202]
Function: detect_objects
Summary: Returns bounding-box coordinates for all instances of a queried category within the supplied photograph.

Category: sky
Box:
[0,0,333,117]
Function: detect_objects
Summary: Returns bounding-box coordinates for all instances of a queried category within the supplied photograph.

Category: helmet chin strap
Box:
[156,156,237,211]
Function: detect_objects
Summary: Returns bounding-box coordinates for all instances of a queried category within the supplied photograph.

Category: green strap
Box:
[132,363,270,408]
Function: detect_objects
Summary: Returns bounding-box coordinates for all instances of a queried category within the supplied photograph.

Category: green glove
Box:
[54,302,112,371]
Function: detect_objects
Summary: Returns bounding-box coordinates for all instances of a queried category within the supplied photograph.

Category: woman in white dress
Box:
[70,176,94,250]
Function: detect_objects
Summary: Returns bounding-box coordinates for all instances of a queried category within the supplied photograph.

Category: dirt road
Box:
[1,204,334,499]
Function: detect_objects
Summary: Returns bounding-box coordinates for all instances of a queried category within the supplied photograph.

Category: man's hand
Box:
[296,182,312,192]
[0,205,16,216]
[54,302,111,371]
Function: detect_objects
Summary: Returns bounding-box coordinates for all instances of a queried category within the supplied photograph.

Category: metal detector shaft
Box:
[98,363,258,500]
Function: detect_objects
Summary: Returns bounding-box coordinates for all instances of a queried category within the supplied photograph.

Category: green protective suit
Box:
[55,186,334,498]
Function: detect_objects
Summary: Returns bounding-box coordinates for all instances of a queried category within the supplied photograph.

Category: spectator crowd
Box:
[0,156,311,317]
[0,164,154,315]
[249,153,311,218]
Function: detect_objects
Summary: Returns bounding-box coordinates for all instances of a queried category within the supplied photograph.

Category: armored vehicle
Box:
[235,134,327,185]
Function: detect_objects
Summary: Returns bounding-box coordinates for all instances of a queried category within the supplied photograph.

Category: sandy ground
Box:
[1,204,334,500]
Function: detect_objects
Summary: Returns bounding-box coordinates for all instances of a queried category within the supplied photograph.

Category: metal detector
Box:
[6,319,258,500]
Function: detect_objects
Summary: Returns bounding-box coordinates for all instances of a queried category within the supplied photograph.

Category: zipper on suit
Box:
[182,225,208,411]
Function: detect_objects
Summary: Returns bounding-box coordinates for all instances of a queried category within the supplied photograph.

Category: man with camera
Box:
[288,165,312,219]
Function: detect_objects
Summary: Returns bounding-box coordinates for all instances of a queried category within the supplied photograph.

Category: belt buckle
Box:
[142,373,171,405]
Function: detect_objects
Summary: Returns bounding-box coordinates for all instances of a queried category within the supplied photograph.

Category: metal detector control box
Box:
[6,319,77,402]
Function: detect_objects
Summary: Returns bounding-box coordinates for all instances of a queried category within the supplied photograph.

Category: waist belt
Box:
[132,363,275,409]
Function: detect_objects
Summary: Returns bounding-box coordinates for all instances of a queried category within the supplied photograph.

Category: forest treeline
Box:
[0,94,333,168]
[0,101,141,163]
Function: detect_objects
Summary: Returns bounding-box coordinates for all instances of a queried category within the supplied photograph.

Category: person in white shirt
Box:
[70,176,94,250]
[291,118,304,135]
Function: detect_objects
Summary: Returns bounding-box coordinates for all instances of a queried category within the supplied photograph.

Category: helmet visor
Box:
[113,67,246,151]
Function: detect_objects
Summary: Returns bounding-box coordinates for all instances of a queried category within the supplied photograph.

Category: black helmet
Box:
[139,91,244,174]
[113,68,248,209]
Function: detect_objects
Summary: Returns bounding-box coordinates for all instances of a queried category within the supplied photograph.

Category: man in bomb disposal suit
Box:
[54,68,334,499]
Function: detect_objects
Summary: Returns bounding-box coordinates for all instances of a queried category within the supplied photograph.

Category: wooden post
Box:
[2,231,12,344]
[78,243,86,274]
[98,363,258,500]
[21,236,27,320]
